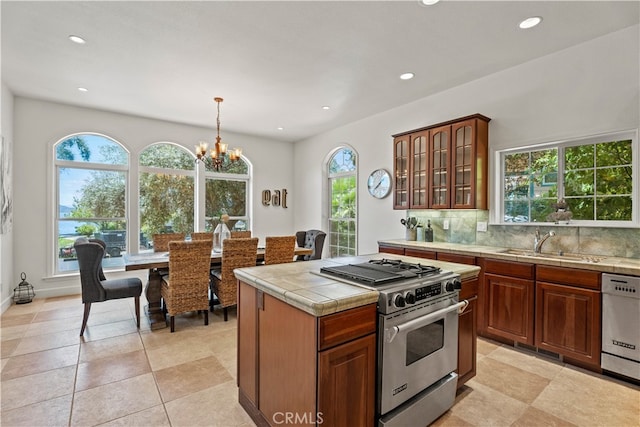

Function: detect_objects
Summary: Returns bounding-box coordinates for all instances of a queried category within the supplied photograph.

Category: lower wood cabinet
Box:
[483,259,535,345]
[535,265,601,370]
[238,281,377,427]
[378,244,404,255]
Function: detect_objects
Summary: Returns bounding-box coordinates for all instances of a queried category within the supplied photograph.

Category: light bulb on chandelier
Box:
[195,97,242,171]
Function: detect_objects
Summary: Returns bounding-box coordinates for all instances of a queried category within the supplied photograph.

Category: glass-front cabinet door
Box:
[393,135,409,209]
[410,131,429,209]
[429,125,450,209]
[452,120,475,208]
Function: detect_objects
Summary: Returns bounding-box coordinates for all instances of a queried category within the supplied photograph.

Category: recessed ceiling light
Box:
[420,0,440,6]
[322,106,331,110]
[69,35,86,44]
[519,16,542,29]
[277,127,284,131]
[78,87,88,92]
[400,72,415,80]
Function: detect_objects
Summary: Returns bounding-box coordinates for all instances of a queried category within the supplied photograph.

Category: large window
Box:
[205,156,250,232]
[498,130,637,226]
[55,134,129,273]
[139,143,195,250]
[328,147,357,257]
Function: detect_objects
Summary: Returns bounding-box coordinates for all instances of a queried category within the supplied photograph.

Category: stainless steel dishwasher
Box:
[601,273,640,381]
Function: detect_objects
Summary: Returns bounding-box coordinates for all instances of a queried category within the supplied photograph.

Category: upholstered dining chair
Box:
[295,229,326,261]
[230,230,252,238]
[264,235,296,265]
[211,237,258,321]
[74,237,142,336]
[160,239,212,332]
[152,232,185,252]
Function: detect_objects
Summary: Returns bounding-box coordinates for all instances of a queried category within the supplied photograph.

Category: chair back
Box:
[167,240,212,301]
[295,229,326,260]
[231,230,252,238]
[191,232,214,249]
[217,237,259,307]
[153,233,185,252]
[74,238,107,303]
[264,235,296,265]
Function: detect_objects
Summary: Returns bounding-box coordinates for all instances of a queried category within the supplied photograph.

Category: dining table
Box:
[124,245,313,329]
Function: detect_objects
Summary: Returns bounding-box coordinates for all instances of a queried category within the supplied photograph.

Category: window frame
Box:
[327,146,358,257]
[203,161,251,232]
[52,133,130,275]
[492,129,639,227]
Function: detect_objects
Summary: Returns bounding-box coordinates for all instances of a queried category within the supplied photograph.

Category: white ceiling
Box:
[2,1,638,142]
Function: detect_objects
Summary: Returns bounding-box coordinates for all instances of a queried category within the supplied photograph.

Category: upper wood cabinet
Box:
[393,114,490,210]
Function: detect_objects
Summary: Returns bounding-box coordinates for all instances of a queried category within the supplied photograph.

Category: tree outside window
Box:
[328,148,357,257]
[139,143,195,250]
[205,156,250,231]
[501,131,635,225]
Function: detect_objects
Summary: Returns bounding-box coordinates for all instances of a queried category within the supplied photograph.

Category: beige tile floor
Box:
[1,294,639,427]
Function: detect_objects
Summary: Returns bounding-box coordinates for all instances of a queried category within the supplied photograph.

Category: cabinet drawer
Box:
[459,278,478,300]
[536,265,601,290]
[485,258,534,280]
[437,252,476,265]
[318,304,377,351]
[405,248,437,259]
[379,245,404,255]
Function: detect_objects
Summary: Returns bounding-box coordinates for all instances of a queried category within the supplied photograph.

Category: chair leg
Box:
[223,306,228,322]
[204,310,209,326]
[134,296,140,329]
[80,302,92,336]
[170,316,175,333]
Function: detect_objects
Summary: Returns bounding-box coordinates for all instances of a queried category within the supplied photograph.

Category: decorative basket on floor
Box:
[13,272,35,304]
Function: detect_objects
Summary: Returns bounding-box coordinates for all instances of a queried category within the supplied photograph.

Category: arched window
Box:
[54,133,129,273]
[327,147,357,257]
[205,156,251,232]
[138,143,195,250]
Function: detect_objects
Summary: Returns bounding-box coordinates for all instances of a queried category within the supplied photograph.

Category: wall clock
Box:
[367,169,392,199]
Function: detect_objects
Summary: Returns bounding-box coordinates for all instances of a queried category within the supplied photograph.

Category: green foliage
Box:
[56,136,91,161]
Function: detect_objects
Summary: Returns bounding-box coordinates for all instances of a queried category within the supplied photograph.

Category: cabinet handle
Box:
[257,290,264,310]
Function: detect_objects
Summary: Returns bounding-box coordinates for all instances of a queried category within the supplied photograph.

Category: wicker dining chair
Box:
[191,232,214,249]
[160,240,212,332]
[264,235,296,265]
[153,233,185,252]
[230,230,252,238]
[211,237,259,321]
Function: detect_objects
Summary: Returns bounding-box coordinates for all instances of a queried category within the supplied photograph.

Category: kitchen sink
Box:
[499,248,605,263]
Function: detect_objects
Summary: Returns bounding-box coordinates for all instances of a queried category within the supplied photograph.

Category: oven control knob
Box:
[394,294,406,308]
[404,291,416,305]
[445,280,462,292]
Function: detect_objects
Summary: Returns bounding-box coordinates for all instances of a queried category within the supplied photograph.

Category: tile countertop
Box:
[234,253,481,317]
[378,239,640,276]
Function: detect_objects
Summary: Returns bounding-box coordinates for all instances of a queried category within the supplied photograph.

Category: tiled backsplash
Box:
[407,210,640,259]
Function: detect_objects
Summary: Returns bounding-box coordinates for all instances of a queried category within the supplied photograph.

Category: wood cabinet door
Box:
[393,135,410,209]
[457,295,477,386]
[259,293,317,424]
[238,281,258,405]
[535,281,601,367]
[429,125,451,208]
[410,131,429,208]
[318,334,376,427]
[485,273,535,345]
[451,119,476,208]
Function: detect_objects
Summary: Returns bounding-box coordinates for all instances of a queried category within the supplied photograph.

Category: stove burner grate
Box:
[368,258,441,277]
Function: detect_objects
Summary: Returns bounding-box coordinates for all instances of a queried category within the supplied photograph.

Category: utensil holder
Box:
[406,228,417,241]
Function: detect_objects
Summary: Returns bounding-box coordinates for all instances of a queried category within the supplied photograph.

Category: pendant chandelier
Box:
[195,97,242,171]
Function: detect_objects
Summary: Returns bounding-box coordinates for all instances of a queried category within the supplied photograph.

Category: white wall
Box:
[1,83,15,311]
[293,25,640,256]
[12,98,294,299]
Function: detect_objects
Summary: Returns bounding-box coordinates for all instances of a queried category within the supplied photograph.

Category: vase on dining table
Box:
[213,222,231,252]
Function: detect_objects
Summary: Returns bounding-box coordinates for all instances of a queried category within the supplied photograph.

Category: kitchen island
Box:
[234,253,481,427]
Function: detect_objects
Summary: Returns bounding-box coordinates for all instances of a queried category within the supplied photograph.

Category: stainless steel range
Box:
[320,258,468,427]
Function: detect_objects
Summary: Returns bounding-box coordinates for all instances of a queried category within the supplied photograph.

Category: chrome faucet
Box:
[534,228,556,254]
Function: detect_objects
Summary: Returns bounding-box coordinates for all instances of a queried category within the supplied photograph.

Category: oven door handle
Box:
[385,300,469,343]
